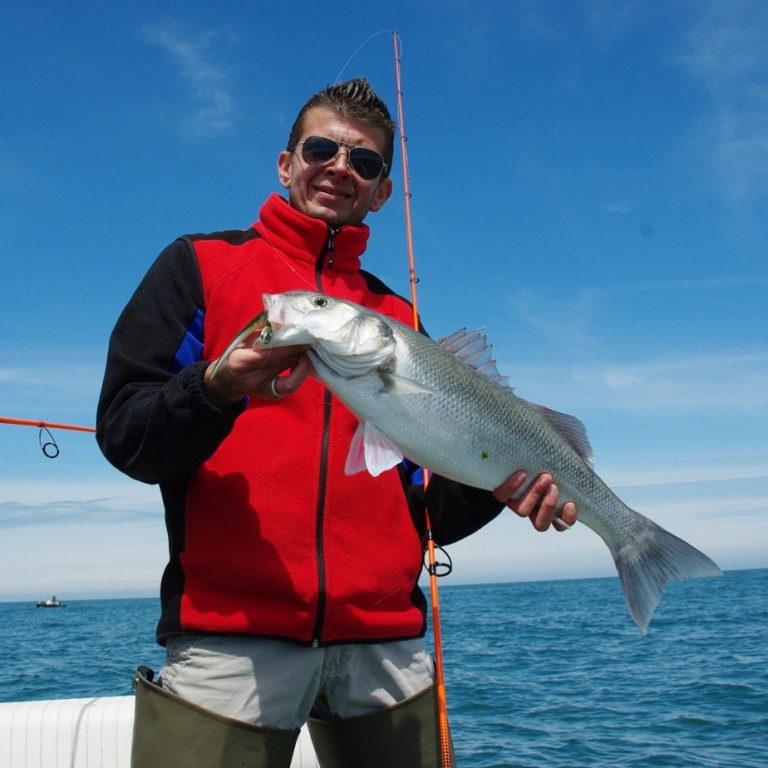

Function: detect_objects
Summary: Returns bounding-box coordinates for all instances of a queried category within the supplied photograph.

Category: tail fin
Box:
[613,517,722,633]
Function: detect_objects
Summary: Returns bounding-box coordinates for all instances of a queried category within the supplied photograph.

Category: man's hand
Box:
[204,344,313,406]
[493,471,577,532]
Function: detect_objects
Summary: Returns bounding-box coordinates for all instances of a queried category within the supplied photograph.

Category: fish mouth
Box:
[260,295,284,340]
[260,293,307,344]
[262,293,283,326]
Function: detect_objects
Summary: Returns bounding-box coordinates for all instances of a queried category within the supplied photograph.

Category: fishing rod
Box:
[393,31,454,768]
[0,417,96,433]
[0,416,96,458]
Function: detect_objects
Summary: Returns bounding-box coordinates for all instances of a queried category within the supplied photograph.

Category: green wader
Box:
[307,683,456,768]
[130,667,300,768]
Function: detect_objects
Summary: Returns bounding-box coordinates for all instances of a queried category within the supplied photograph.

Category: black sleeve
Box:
[401,466,505,546]
[95,238,245,484]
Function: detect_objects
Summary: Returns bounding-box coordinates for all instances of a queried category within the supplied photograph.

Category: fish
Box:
[212,290,723,633]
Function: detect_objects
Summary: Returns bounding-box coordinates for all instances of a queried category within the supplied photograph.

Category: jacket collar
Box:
[253,193,370,273]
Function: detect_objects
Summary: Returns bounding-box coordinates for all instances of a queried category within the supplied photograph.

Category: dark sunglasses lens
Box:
[301,136,384,180]
[349,148,384,180]
[301,136,339,164]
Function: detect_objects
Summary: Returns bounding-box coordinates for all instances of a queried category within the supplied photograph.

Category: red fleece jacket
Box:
[96,193,504,646]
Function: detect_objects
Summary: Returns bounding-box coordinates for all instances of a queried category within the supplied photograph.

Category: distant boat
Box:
[36,595,66,608]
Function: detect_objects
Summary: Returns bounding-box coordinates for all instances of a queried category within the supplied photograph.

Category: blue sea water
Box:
[2,569,766,767]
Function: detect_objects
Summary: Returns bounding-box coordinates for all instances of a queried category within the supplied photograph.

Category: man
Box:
[97,78,576,768]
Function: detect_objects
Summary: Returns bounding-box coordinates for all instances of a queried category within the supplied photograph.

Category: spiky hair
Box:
[287,78,395,176]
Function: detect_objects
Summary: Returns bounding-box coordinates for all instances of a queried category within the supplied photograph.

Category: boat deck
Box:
[0,696,319,767]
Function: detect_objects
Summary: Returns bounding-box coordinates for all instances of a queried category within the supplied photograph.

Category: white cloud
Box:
[0,477,162,528]
[571,351,768,410]
[679,2,768,201]
[500,280,768,444]
[0,478,166,600]
[505,276,768,372]
[140,20,238,138]
[2,437,764,601]
[434,472,768,593]
[0,519,166,600]
[1,361,101,398]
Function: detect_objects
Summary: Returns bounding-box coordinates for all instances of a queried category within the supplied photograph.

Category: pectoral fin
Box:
[345,421,404,477]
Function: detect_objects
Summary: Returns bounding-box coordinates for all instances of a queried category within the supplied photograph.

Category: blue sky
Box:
[1,1,766,602]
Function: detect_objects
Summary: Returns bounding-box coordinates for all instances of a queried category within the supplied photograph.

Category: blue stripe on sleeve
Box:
[172,309,205,373]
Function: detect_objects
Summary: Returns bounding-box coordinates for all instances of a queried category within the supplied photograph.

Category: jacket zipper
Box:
[311,389,333,646]
[310,226,338,645]
[315,226,339,285]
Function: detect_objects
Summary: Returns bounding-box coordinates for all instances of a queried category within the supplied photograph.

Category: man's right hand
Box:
[203,345,313,406]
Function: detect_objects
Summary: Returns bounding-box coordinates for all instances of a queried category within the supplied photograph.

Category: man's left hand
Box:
[493,471,577,532]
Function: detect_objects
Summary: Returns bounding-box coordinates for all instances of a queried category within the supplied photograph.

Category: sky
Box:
[1,0,766,605]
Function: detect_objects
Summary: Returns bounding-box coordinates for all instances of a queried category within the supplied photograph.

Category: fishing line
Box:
[259,227,317,291]
[333,30,392,85]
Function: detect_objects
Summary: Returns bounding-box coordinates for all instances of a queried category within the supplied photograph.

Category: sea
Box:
[2,569,766,768]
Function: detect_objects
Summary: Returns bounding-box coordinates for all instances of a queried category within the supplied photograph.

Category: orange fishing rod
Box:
[393,31,454,768]
[0,417,95,433]
[1,416,95,458]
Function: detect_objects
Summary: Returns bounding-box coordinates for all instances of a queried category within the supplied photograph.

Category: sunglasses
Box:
[296,135,388,181]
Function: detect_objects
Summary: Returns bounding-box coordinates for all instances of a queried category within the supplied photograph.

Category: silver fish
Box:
[213,291,723,632]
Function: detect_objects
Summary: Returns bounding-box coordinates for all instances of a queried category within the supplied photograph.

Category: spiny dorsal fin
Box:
[438,327,510,389]
[439,328,593,466]
[532,404,595,467]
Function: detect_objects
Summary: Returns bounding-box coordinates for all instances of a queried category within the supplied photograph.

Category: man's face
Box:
[277,107,393,228]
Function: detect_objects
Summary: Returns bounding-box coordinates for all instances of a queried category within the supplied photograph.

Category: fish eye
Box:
[313,297,329,308]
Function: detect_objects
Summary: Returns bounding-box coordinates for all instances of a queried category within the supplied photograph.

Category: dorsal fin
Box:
[438,328,594,467]
[438,328,510,389]
[532,404,595,467]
